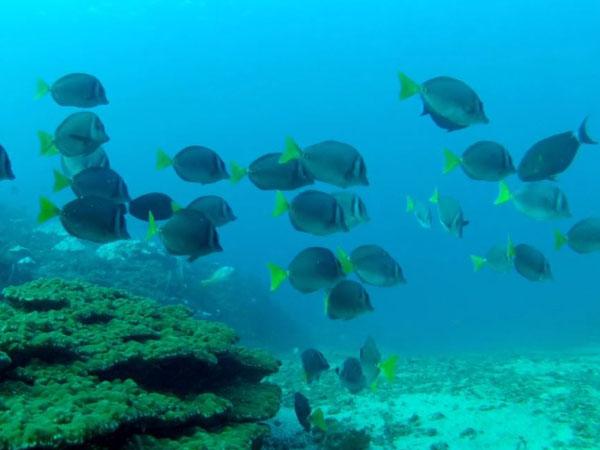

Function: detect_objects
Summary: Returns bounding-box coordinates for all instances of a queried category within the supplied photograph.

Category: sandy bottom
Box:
[264,346,600,449]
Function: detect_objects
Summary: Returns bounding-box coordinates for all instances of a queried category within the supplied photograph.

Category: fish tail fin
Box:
[267,262,288,291]
[229,161,248,184]
[279,136,302,163]
[309,408,327,432]
[443,148,462,174]
[146,211,158,240]
[52,170,71,192]
[155,148,173,170]
[35,78,50,100]
[470,255,487,272]
[272,191,289,217]
[37,196,60,223]
[406,195,415,213]
[578,117,598,145]
[171,201,182,212]
[397,72,421,100]
[429,188,439,204]
[494,181,513,205]
[507,237,516,259]
[37,131,58,156]
[554,230,568,250]
[336,247,354,274]
[378,355,399,382]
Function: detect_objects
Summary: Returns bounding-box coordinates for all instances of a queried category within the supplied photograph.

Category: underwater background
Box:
[1,1,600,448]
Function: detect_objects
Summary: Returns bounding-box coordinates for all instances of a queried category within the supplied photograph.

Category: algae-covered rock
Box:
[0,278,281,449]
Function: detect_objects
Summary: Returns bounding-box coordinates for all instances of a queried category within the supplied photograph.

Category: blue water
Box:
[1,0,600,354]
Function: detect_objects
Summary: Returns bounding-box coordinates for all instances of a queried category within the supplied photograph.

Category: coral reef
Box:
[0,278,281,449]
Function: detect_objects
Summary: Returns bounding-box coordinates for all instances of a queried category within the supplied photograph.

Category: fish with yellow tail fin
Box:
[494,181,570,221]
[470,236,514,273]
[554,218,600,254]
[156,146,229,184]
[430,188,469,238]
[443,141,514,181]
[406,195,432,229]
[230,153,314,190]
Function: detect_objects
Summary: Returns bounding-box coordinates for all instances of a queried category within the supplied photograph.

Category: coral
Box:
[0,278,281,449]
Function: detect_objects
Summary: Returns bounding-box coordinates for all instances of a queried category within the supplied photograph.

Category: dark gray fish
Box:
[444,141,515,181]
[269,247,345,293]
[556,217,600,254]
[38,196,129,244]
[230,153,314,190]
[68,167,130,204]
[399,73,489,131]
[60,146,110,178]
[517,118,597,181]
[155,208,222,262]
[326,280,373,320]
[129,193,175,221]
[495,181,570,221]
[0,145,15,180]
[187,195,236,227]
[349,244,406,287]
[50,112,109,157]
[157,146,229,184]
[331,191,369,230]
[430,189,469,238]
[301,348,330,383]
[36,73,108,108]
[360,336,381,384]
[512,243,552,282]
[274,190,349,236]
[336,357,367,394]
[280,139,369,188]
[293,393,312,432]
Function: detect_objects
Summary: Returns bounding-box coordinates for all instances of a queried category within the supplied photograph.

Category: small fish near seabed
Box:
[200,265,235,287]
[398,72,489,131]
[300,348,330,383]
[268,247,345,293]
[53,167,130,204]
[293,393,327,432]
[129,193,177,222]
[35,73,108,108]
[337,245,406,287]
[325,280,373,320]
[0,145,15,181]
[336,357,367,394]
[517,118,597,182]
[187,195,236,228]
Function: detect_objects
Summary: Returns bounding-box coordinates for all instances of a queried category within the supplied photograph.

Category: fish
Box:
[60,146,110,178]
[300,348,330,383]
[156,146,229,184]
[37,196,129,243]
[555,217,600,254]
[429,189,469,238]
[200,266,235,286]
[360,336,381,384]
[336,357,367,394]
[187,195,236,227]
[509,242,553,282]
[470,236,514,273]
[129,193,177,222]
[38,112,110,157]
[267,247,345,293]
[53,167,130,204]
[517,118,597,181]
[35,73,108,108]
[326,280,373,320]
[494,181,570,220]
[273,190,349,236]
[406,195,432,229]
[147,208,222,262]
[331,191,369,230]
[293,393,312,431]
[279,138,369,188]
[398,72,489,131]
[230,153,314,190]
[338,245,406,287]
[0,145,15,181]
[443,141,515,181]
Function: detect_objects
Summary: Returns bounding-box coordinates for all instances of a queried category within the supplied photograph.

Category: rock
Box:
[53,236,86,252]
[0,278,281,449]
[430,442,450,450]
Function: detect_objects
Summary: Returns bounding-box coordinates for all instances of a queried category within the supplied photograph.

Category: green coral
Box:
[0,278,281,449]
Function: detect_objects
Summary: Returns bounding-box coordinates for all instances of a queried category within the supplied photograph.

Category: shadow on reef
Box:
[0,278,282,449]
[0,210,308,352]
